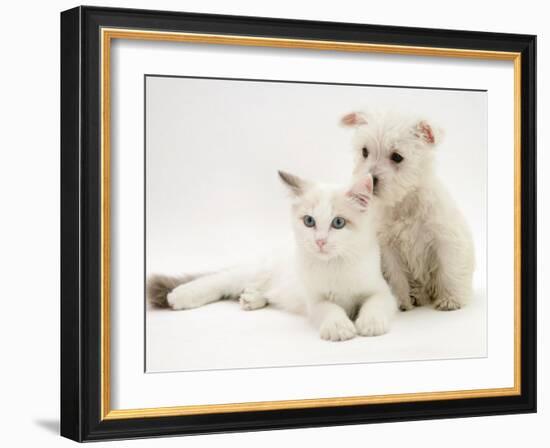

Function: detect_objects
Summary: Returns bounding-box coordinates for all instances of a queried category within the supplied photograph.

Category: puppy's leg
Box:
[309,301,356,342]
[382,247,413,311]
[355,286,397,337]
[409,279,431,307]
[431,234,474,311]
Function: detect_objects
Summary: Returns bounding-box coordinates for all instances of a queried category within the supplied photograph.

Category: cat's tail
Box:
[146,273,201,308]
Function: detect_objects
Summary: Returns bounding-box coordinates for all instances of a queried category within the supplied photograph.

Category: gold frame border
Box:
[100,28,522,421]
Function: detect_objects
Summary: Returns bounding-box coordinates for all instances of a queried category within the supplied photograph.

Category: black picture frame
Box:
[61,5,536,442]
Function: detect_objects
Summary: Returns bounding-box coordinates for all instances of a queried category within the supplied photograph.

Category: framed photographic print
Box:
[60,6,537,442]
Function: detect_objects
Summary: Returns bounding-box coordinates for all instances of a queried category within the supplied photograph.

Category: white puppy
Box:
[341,111,475,311]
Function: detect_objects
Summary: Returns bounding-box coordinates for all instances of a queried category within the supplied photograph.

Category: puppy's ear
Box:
[413,120,444,146]
[346,174,373,211]
[341,112,368,127]
[278,170,310,196]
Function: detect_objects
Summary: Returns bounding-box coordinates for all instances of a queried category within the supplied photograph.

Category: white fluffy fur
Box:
[342,110,475,311]
[167,172,397,341]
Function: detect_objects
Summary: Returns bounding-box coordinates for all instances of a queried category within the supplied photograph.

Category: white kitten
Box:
[154,171,397,341]
[341,110,475,311]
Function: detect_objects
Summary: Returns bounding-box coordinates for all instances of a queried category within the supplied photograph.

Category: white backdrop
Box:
[0,1,546,447]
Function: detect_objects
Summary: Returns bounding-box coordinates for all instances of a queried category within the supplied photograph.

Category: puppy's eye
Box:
[303,215,316,228]
[390,152,404,163]
[331,217,346,229]
[362,147,369,158]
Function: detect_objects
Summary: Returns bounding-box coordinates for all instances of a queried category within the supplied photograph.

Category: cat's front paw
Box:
[319,315,357,342]
[239,289,267,311]
[167,283,209,310]
[434,296,463,311]
[355,312,390,337]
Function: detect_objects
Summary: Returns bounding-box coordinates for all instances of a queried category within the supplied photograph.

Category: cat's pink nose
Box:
[316,239,327,249]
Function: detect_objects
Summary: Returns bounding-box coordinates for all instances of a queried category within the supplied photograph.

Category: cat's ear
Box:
[413,120,444,146]
[341,111,368,127]
[278,170,310,197]
[346,174,373,211]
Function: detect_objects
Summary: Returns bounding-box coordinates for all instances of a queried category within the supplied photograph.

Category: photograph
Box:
[145,75,487,372]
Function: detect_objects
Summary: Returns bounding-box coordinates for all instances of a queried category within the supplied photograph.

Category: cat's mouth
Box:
[314,247,332,258]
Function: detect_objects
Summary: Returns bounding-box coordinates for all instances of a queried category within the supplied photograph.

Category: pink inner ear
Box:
[341,112,367,127]
[346,175,373,210]
[364,174,373,194]
[418,121,435,144]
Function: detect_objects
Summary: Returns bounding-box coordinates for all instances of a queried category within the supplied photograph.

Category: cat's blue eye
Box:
[331,217,346,229]
[303,215,316,228]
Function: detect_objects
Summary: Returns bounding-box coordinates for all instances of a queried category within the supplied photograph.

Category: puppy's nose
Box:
[372,176,379,187]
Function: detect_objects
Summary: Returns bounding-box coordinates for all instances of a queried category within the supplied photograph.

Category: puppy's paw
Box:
[319,315,357,342]
[398,299,414,312]
[434,297,463,311]
[394,289,414,311]
[239,289,267,311]
[409,288,430,307]
[167,283,210,310]
[355,312,390,337]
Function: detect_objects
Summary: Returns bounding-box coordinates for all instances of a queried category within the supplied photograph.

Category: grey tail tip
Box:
[146,273,197,308]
